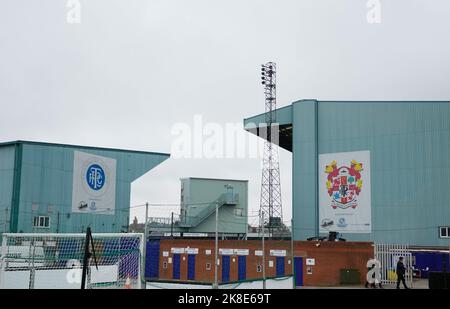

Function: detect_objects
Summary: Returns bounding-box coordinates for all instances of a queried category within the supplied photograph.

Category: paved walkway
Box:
[298,279,428,289]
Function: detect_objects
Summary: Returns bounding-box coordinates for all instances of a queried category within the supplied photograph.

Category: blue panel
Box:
[412,252,450,278]
[173,254,181,280]
[188,254,196,280]
[276,257,285,277]
[294,257,303,286]
[145,240,160,279]
[238,256,246,281]
[222,256,230,283]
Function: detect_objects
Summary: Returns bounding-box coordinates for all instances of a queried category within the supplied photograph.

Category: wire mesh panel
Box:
[374,243,413,287]
[0,233,143,289]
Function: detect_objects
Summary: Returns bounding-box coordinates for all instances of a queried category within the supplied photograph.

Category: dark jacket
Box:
[396,261,406,276]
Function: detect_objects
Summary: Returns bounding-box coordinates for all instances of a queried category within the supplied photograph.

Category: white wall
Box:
[146,276,293,289]
[1,266,118,289]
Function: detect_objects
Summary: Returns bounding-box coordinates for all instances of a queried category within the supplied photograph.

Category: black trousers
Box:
[397,274,408,288]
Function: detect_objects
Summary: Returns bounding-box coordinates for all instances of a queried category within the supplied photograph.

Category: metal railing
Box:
[374,243,413,287]
[179,193,239,228]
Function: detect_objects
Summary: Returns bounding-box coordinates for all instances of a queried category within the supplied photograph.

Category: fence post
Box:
[0,235,8,289]
[29,237,37,289]
[139,233,144,289]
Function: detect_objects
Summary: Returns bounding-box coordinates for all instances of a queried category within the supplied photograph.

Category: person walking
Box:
[396,256,409,289]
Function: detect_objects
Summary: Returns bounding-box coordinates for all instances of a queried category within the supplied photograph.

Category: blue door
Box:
[238,256,246,281]
[276,257,285,277]
[222,256,230,283]
[188,254,196,280]
[173,254,181,279]
[294,257,304,287]
[145,240,160,279]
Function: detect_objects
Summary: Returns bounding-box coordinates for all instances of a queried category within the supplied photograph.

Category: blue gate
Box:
[145,240,160,279]
[412,251,450,278]
[222,256,230,283]
[276,257,285,277]
[294,257,303,286]
[238,256,246,281]
[188,254,196,280]
[173,254,181,280]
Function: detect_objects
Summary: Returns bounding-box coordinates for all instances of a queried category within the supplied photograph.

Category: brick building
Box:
[145,239,373,287]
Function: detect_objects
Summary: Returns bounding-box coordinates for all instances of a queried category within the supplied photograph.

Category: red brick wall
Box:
[293,241,374,286]
[153,239,373,286]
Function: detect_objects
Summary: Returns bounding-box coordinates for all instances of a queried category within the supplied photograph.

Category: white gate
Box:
[374,243,413,287]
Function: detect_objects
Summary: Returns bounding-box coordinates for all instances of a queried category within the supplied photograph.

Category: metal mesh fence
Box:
[374,243,413,287]
[0,233,143,289]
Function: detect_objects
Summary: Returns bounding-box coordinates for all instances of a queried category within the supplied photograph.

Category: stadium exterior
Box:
[146,178,248,238]
[0,141,169,234]
[244,100,450,247]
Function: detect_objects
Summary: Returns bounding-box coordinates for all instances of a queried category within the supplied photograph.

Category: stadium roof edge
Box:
[180,177,248,182]
[0,140,170,157]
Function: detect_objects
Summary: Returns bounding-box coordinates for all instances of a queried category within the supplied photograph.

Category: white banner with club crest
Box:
[319,150,371,233]
[71,151,116,215]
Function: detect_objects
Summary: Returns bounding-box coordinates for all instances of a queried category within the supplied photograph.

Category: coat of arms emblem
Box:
[325,159,363,209]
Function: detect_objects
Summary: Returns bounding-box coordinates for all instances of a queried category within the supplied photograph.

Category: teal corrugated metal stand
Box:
[0,141,170,234]
[0,144,16,233]
[245,100,450,247]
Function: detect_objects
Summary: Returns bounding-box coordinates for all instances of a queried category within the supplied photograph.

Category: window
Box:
[439,227,450,238]
[256,264,262,273]
[33,216,50,228]
[206,263,211,271]
[234,208,243,217]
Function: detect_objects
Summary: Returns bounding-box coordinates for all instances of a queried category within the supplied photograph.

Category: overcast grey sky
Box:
[1,0,449,225]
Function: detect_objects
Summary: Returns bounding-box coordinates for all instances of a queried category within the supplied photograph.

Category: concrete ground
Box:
[299,279,428,289]
[145,279,429,289]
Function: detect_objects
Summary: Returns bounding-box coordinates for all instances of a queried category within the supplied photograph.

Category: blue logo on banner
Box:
[337,217,348,228]
[86,164,105,190]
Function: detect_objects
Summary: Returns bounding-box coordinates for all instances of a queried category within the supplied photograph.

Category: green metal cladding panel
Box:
[0,145,15,233]
[181,178,248,234]
[11,142,168,233]
[292,101,318,240]
[292,100,450,246]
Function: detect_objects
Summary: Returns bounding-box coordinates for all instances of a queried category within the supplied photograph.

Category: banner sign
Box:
[183,233,208,237]
[254,250,263,256]
[186,248,199,255]
[71,151,117,215]
[234,249,250,256]
[319,150,371,233]
[219,249,234,255]
[269,250,286,257]
[171,248,186,254]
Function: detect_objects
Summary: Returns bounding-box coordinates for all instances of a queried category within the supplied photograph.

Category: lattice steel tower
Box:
[259,62,283,237]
